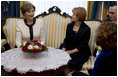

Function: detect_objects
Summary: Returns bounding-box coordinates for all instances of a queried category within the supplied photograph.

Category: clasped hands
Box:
[62,48,72,54]
[62,48,78,55]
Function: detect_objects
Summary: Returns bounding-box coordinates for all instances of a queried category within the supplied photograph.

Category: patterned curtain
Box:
[1,1,19,39]
[87,1,93,20]
[1,1,27,39]
[90,1,101,20]
[1,1,9,22]
[1,1,27,22]
[1,1,20,22]
[8,1,20,17]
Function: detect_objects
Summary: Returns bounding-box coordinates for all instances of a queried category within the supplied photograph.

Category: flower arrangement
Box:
[21,40,47,54]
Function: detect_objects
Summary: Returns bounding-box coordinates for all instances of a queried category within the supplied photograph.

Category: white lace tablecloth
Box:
[1,47,71,74]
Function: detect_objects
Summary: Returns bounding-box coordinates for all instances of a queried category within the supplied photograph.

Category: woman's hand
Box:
[66,51,73,54]
[62,48,66,51]
[66,48,79,55]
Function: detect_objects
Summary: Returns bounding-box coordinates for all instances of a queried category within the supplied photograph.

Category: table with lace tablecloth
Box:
[1,47,71,76]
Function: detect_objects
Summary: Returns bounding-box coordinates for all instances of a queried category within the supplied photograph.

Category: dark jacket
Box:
[90,50,117,76]
[72,50,117,76]
[63,22,91,56]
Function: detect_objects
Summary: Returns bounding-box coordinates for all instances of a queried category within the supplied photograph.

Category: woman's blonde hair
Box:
[96,22,117,51]
[72,7,86,22]
[21,2,35,15]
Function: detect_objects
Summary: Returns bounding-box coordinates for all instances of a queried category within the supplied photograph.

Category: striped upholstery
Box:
[85,21,100,55]
[82,21,101,69]
[37,13,71,48]
[3,13,101,70]
[3,18,22,48]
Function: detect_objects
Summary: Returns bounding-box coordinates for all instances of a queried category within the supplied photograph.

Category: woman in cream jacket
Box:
[16,2,46,48]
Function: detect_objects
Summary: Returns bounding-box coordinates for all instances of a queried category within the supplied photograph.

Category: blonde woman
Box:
[61,7,91,73]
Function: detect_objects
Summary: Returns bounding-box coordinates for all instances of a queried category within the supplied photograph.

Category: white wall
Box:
[29,1,87,16]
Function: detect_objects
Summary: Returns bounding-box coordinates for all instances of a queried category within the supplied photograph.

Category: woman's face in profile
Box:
[24,8,35,20]
[72,11,78,22]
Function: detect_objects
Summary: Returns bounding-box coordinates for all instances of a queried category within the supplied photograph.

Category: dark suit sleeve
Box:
[77,27,91,51]
[95,54,117,76]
